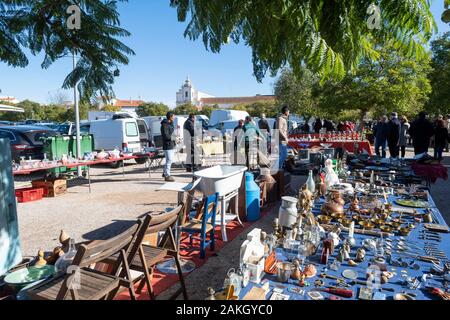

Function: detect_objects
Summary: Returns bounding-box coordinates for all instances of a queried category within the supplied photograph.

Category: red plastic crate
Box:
[15,187,44,203]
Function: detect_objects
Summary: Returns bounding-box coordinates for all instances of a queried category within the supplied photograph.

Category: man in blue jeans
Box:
[161,111,176,182]
[276,106,290,169]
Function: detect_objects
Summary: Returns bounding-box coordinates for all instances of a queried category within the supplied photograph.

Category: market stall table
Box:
[237,193,450,301]
[13,153,157,193]
[288,140,374,156]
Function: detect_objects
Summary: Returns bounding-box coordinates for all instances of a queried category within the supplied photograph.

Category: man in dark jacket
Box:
[313,118,323,133]
[183,113,197,172]
[233,120,245,165]
[409,112,435,155]
[373,115,389,158]
[258,113,271,153]
[161,112,176,181]
[387,112,401,158]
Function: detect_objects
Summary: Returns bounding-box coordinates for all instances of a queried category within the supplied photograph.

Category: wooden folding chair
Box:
[106,205,189,300]
[26,216,151,300]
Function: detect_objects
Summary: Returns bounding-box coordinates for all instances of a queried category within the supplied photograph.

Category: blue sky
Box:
[0,0,449,107]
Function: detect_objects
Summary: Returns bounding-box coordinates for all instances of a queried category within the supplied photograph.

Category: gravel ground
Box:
[16,161,192,257]
[14,147,450,299]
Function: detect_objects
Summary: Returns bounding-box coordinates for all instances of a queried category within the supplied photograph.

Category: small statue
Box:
[349,197,360,213]
[206,287,216,300]
[291,260,302,280]
[299,185,314,212]
[343,239,352,253]
[273,218,282,238]
[356,247,366,262]
[337,246,350,262]
[35,249,47,267]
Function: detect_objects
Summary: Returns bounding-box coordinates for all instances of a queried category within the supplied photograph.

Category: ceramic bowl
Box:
[398,227,411,236]
[380,225,393,233]
[317,215,332,225]
[341,218,353,227]
[4,265,56,291]
[359,220,375,230]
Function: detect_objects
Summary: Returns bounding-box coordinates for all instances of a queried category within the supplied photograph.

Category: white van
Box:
[142,115,190,149]
[79,116,150,165]
[209,110,250,127]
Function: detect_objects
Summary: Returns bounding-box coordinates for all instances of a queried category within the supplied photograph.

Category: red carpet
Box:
[115,205,275,300]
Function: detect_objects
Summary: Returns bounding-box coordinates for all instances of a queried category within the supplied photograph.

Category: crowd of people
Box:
[159,108,450,182]
[372,112,450,161]
[298,118,357,134]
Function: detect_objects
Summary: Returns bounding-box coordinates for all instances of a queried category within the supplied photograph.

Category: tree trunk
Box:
[359,109,368,131]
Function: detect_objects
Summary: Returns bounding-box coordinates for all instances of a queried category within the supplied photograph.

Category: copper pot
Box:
[321,201,345,216]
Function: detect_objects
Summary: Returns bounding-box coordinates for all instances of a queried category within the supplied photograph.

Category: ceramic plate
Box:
[342,269,358,280]
[4,265,56,288]
[395,199,430,208]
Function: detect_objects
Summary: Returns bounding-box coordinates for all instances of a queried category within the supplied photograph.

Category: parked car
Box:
[0,125,57,161]
[80,116,150,167]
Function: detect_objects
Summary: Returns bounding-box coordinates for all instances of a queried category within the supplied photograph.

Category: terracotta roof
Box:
[113,99,145,108]
[201,95,275,105]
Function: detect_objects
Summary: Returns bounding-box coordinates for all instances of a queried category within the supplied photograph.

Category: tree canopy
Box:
[170,0,436,82]
[274,68,318,117]
[315,41,432,121]
[427,32,450,115]
[0,0,134,100]
[136,102,169,117]
[274,41,432,121]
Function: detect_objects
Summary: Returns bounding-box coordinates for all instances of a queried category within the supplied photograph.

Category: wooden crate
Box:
[32,179,67,197]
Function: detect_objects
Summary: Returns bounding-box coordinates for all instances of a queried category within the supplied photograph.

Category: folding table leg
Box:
[221,197,228,242]
[234,193,244,227]
[87,165,92,193]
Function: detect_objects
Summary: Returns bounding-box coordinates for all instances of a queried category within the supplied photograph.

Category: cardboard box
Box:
[32,179,67,197]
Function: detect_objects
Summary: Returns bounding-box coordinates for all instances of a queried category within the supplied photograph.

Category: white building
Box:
[175,77,275,109]
[176,77,215,107]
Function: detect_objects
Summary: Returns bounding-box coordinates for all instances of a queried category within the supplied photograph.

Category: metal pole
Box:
[73,50,82,177]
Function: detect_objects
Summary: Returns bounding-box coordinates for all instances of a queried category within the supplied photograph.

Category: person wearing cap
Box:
[386,112,401,158]
[409,111,435,155]
[161,111,176,181]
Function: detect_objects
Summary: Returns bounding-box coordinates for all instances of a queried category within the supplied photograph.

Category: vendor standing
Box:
[161,112,176,182]
[232,120,245,165]
[409,112,435,155]
[183,113,197,172]
[258,113,271,153]
[387,112,401,159]
[276,106,289,170]
[373,115,388,158]
[242,116,263,169]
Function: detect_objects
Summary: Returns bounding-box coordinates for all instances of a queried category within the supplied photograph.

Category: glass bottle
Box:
[306,170,316,193]
[55,238,77,274]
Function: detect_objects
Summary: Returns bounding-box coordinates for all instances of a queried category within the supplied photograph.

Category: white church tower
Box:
[176,76,214,107]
